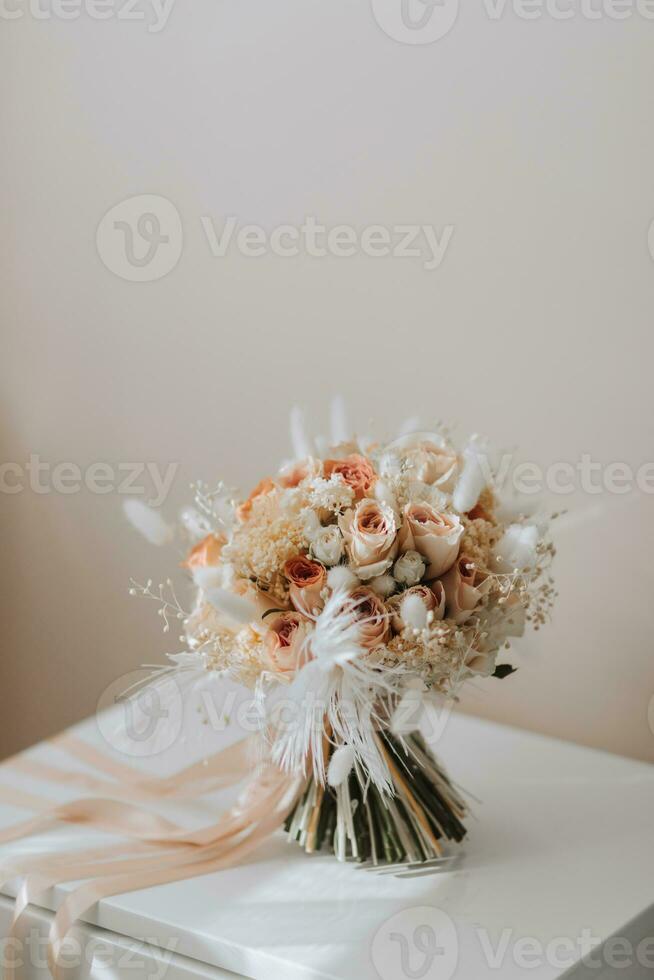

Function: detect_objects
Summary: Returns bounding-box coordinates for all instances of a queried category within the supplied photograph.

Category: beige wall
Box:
[2,4,654,762]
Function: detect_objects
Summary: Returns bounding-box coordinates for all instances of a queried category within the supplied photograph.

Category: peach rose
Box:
[284,555,327,617]
[347,587,390,649]
[439,555,488,625]
[236,477,275,521]
[398,503,463,579]
[388,583,445,633]
[324,453,376,500]
[182,533,225,569]
[339,499,399,580]
[265,612,311,676]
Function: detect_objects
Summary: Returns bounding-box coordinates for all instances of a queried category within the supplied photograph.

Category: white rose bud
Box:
[312,525,344,566]
[393,550,426,587]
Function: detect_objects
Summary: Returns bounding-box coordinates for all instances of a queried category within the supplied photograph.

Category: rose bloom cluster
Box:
[182,433,555,693]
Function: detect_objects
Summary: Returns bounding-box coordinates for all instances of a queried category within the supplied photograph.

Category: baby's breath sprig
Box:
[192,480,237,532]
[128,577,187,634]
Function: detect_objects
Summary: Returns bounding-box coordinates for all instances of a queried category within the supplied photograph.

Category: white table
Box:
[1,706,653,980]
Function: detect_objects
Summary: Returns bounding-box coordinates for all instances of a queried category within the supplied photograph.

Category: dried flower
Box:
[285,555,327,617]
[324,453,376,500]
[265,612,312,676]
[393,549,426,587]
[398,503,463,578]
[310,525,344,566]
[339,499,399,580]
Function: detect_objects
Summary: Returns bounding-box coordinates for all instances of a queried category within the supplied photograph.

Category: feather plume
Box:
[400,593,428,630]
[289,405,315,460]
[268,589,406,793]
[204,587,258,625]
[452,437,489,513]
[327,565,359,593]
[123,499,173,545]
[179,506,211,541]
[330,394,349,445]
[328,744,355,787]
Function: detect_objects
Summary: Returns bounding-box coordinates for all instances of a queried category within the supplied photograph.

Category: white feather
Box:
[314,435,328,457]
[330,394,350,445]
[204,587,258,624]
[191,566,223,590]
[397,415,421,437]
[310,589,365,670]
[123,499,173,545]
[179,506,210,542]
[400,593,428,630]
[289,405,314,460]
[268,590,408,793]
[452,437,489,513]
[369,574,396,598]
[328,744,355,787]
[493,523,539,573]
[327,566,358,592]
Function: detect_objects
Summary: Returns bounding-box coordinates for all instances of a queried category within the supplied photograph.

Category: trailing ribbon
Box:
[0,733,305,979]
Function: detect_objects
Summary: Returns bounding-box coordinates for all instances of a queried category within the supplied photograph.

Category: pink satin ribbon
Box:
[0,732,305,979]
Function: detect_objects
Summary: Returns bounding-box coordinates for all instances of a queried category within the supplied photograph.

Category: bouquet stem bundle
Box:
[284,731,467,865]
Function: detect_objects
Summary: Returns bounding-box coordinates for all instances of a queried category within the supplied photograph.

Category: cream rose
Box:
[339,500,399,580]
[265,612,311,676]
[311,525,344,566]
[381,432,458,489]
[439,555,489,625]
[284,555,327,617]
[404,441,458,488]
[393,549,426,587]
[398,503,463,579]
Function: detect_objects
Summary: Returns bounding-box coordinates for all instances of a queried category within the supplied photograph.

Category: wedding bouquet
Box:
[129,403,556,866]
[0,404,557,978]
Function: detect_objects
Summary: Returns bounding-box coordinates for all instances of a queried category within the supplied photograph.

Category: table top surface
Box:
[1,684,653,980]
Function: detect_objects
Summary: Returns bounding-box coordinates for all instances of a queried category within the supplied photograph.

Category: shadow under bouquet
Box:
[135,405,556,867]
